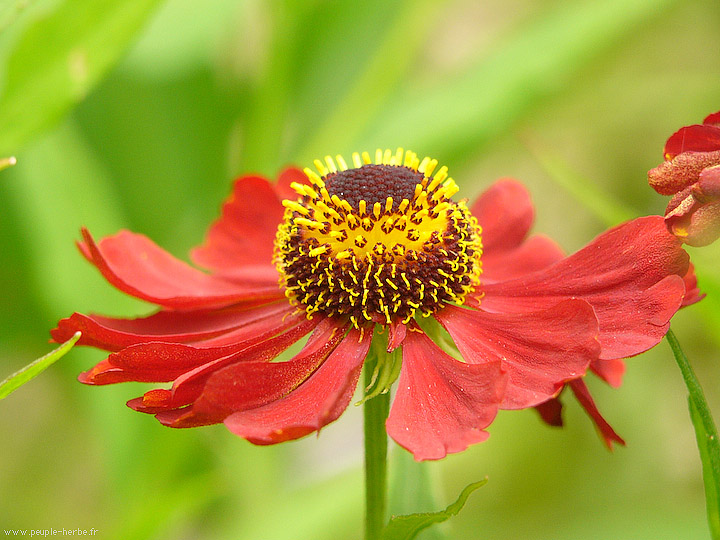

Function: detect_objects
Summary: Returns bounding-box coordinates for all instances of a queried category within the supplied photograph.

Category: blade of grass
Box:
[666,329,720,540]
[0,0,163,154]
[0,331,81,400]
[381,479,487,540]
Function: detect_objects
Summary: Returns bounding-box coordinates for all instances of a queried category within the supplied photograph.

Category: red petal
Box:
[481,217,689,360]
[80,228,283,309]
[190,175,286,270]
[223,326,373,443]
[590,358,625,388]
[158,319,348,427]
[275,167,310,201]
[704,112,720,126]
[481,234,565,283]
[664,124,720,159]
[52,301,295,352]
[386,327,506,461]
[387,321,407,352]
[569,379,625,448]
[535,397,563,427]
[681,262,705,307]
[127,389,173,414]
[435,300,599,409]
[79,314,314,385]
[470,179,534,253]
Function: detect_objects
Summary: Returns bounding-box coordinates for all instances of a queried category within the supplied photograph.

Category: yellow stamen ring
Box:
[274,148,482,328]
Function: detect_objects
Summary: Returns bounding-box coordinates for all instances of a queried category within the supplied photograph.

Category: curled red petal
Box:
[80,228,283,309]
[470,179,534,253]
[590,358,626,388]
[127,389,173,414]
[704,112,720,126]
[387,320,407,352]
[78,312,313,385]
[223,326,373,443]
[569,379,625,449]
[681,263,705,307]
[435,300,599,409]
[386,326,506,461]
[664,124,720,160]
[535,397,563,427]
[158,318,348,427]
[51,301,295,352]
[481,216,688,360]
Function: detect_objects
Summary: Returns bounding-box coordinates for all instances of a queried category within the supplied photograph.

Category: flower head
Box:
[276,150,481,326]
[648,111,720,246]
[53,148,692,460]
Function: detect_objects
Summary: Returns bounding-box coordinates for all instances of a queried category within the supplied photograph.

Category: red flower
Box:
[53,150,692,460]
[648,111,720,246]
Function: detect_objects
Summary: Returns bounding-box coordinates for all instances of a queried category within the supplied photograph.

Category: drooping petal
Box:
[223,326,373,444]
[480,216,689,360]
[535,397,563,427]
[155,318,348,427]
[481,234,565,283]
[79,228,283,309]
[435,300,599,409]
[470,179,534,253]
[664,124,720,160]
[590,358,626,388]
[79,314,315,385]
[190,175,287,270]
[681,263,705,307]
[52,301,295,352]
[386,327,506,461]
[569,379,625,448]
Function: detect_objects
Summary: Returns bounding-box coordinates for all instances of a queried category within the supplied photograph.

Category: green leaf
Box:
[666,329,720,540]
[689,397,720,539]
[0,0,163,154]
[0,331,81,400]
[381,479,487,540]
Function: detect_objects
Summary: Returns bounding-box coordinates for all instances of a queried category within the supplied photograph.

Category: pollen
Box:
[274,148,482,328]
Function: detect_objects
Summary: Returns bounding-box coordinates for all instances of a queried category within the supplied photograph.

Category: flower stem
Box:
[666,328,720,539]
[364,345,390,540]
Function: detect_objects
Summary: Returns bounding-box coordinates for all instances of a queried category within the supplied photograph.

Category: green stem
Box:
[364,346,391,540]
[666,328,720,539]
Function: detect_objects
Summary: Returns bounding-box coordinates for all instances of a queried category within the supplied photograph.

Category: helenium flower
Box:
[53,149,693,460]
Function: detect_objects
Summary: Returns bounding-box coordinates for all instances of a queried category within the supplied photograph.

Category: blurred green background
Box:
[1,0,720,538]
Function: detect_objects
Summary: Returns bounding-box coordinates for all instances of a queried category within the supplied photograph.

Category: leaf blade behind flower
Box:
[0,331,81,400]
[381,479,487,540]
[0,0,163,154]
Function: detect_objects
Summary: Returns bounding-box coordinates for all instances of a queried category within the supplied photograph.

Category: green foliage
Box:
[0,0,163,154]
[381,480,487,540]
[0,331,80,400]
[667,330,720,540]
